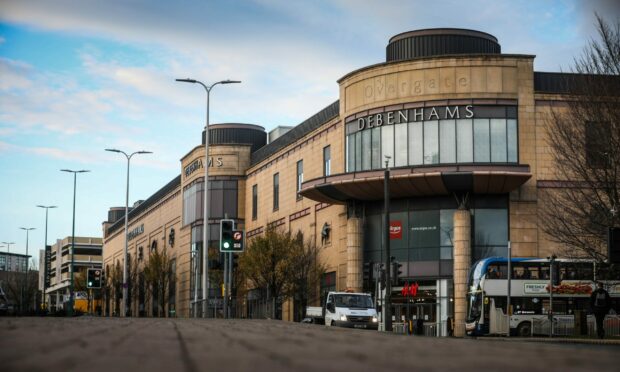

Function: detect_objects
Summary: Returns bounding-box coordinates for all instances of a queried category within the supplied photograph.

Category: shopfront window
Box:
[363,196,508,277]
[346,105,518,172]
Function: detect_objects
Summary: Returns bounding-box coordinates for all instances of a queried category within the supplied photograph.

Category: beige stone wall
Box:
[339,56,530,119]
[245,117,348,319]
[102,185,183,316]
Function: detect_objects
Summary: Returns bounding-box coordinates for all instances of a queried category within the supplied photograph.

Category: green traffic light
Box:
[223,242,230,249]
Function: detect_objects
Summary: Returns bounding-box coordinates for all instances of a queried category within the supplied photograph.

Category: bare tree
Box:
[285,231,326,322]
[103,261,123,316]
[238,224,295,319]
[143,247,175,317]
[541,15,620,279]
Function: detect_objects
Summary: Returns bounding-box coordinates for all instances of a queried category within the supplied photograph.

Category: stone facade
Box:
[101,29,598,329]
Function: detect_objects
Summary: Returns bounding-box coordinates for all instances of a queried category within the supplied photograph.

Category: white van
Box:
[324,292,378,330]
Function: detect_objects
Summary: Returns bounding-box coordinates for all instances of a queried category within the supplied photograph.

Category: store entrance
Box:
[394,290,437,323]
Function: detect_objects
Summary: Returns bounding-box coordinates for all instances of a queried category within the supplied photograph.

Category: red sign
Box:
[389,221,402,240]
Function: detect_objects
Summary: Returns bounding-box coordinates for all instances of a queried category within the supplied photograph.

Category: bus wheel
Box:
[517,322,531,337]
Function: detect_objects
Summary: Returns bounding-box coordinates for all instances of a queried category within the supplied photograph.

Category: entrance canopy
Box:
[299,164,531,204]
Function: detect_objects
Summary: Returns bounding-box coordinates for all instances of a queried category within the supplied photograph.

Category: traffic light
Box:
[220,219,234,252]
[87,268,102,289]
[363,261,372,284]
[391,261,403,285]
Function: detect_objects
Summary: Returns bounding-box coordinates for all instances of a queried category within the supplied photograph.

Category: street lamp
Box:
[105,148,152,317]
[19,227,35,314]
[176,77,241,318]
[383,155,392,332]
[37,205,57,312]
[61,169,90,317]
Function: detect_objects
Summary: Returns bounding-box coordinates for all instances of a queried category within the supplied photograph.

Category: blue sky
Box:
[0,0,618,263]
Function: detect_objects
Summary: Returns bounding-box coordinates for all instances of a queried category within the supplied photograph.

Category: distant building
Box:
[43,237,102,313]
[1,251,35,314]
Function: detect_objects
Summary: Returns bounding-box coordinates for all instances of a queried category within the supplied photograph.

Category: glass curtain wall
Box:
[363,196,508,278]
[346,106,518,172]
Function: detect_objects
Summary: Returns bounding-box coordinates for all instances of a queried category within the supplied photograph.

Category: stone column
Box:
[346,217,363,292]
[453,209,471,337]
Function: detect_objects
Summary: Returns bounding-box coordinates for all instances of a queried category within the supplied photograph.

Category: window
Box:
[345,108,519,171]
[323,146,331,176]
[362,130,371,170]
[408,121,423,165]
[395,124,408,166]
[457,119,473,163]
[296,160,303,200]
[381,125,394,167]
[490,119,507,162]
[439,119,456,163]
[252,184,258,220]
[273,173,279,211]
[423,120,438,164]
[586,121,610,168]
[474,119,490,162]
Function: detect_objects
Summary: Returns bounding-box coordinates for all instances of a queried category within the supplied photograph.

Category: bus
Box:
[465,257,620,337]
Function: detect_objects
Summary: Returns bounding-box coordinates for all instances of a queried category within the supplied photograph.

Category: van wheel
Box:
[517,322,531,337]
[330,320,335,327]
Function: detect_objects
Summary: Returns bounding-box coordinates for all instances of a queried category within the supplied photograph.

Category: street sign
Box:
[230,230,245,252]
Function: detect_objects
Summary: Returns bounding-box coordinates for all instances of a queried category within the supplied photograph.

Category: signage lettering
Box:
[184,157,225,178]
[127,224,144,241]
[355,105,474,132]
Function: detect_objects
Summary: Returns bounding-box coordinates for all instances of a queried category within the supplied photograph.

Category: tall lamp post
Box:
[176,77,241,318]
[105,149,152,317]
[61,169,90,317]
[19,227,35,314]
[37,205,57,312]
[383,155,392,332]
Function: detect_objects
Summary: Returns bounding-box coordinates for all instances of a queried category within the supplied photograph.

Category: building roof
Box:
[106,175,181,237]
[534,71,620,94]
[250,100,340,166]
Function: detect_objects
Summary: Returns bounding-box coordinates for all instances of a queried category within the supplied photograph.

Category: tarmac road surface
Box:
[0,317,617,371]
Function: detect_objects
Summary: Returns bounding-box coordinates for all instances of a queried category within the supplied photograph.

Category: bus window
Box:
[511,298,543,315]
[467,292,482,322]
[512,264,531,279]
[486,264,507,279]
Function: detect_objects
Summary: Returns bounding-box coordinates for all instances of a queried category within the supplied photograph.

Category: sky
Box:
[0,0,619,262]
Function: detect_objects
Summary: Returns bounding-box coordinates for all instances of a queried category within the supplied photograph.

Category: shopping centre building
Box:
[102,28,605,333]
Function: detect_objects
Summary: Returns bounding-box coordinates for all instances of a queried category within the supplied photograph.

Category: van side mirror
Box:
[326,303,335,312]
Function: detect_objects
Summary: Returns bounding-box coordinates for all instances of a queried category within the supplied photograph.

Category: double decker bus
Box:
[465,257,620,337]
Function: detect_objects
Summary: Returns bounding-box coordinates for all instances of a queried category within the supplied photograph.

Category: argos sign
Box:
[390,221,402,240]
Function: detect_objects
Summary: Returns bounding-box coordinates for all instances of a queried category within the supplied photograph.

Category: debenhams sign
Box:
[354,105,474,132]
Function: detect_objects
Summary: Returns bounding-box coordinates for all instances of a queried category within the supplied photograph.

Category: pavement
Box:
[1,317,618,372]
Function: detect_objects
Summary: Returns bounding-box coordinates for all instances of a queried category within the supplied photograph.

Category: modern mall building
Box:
[101,28,605,333]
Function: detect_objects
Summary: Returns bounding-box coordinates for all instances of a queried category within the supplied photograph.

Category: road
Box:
[0,317,617,371]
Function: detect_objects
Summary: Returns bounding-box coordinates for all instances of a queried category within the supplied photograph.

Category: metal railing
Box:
[532,314,620,337]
